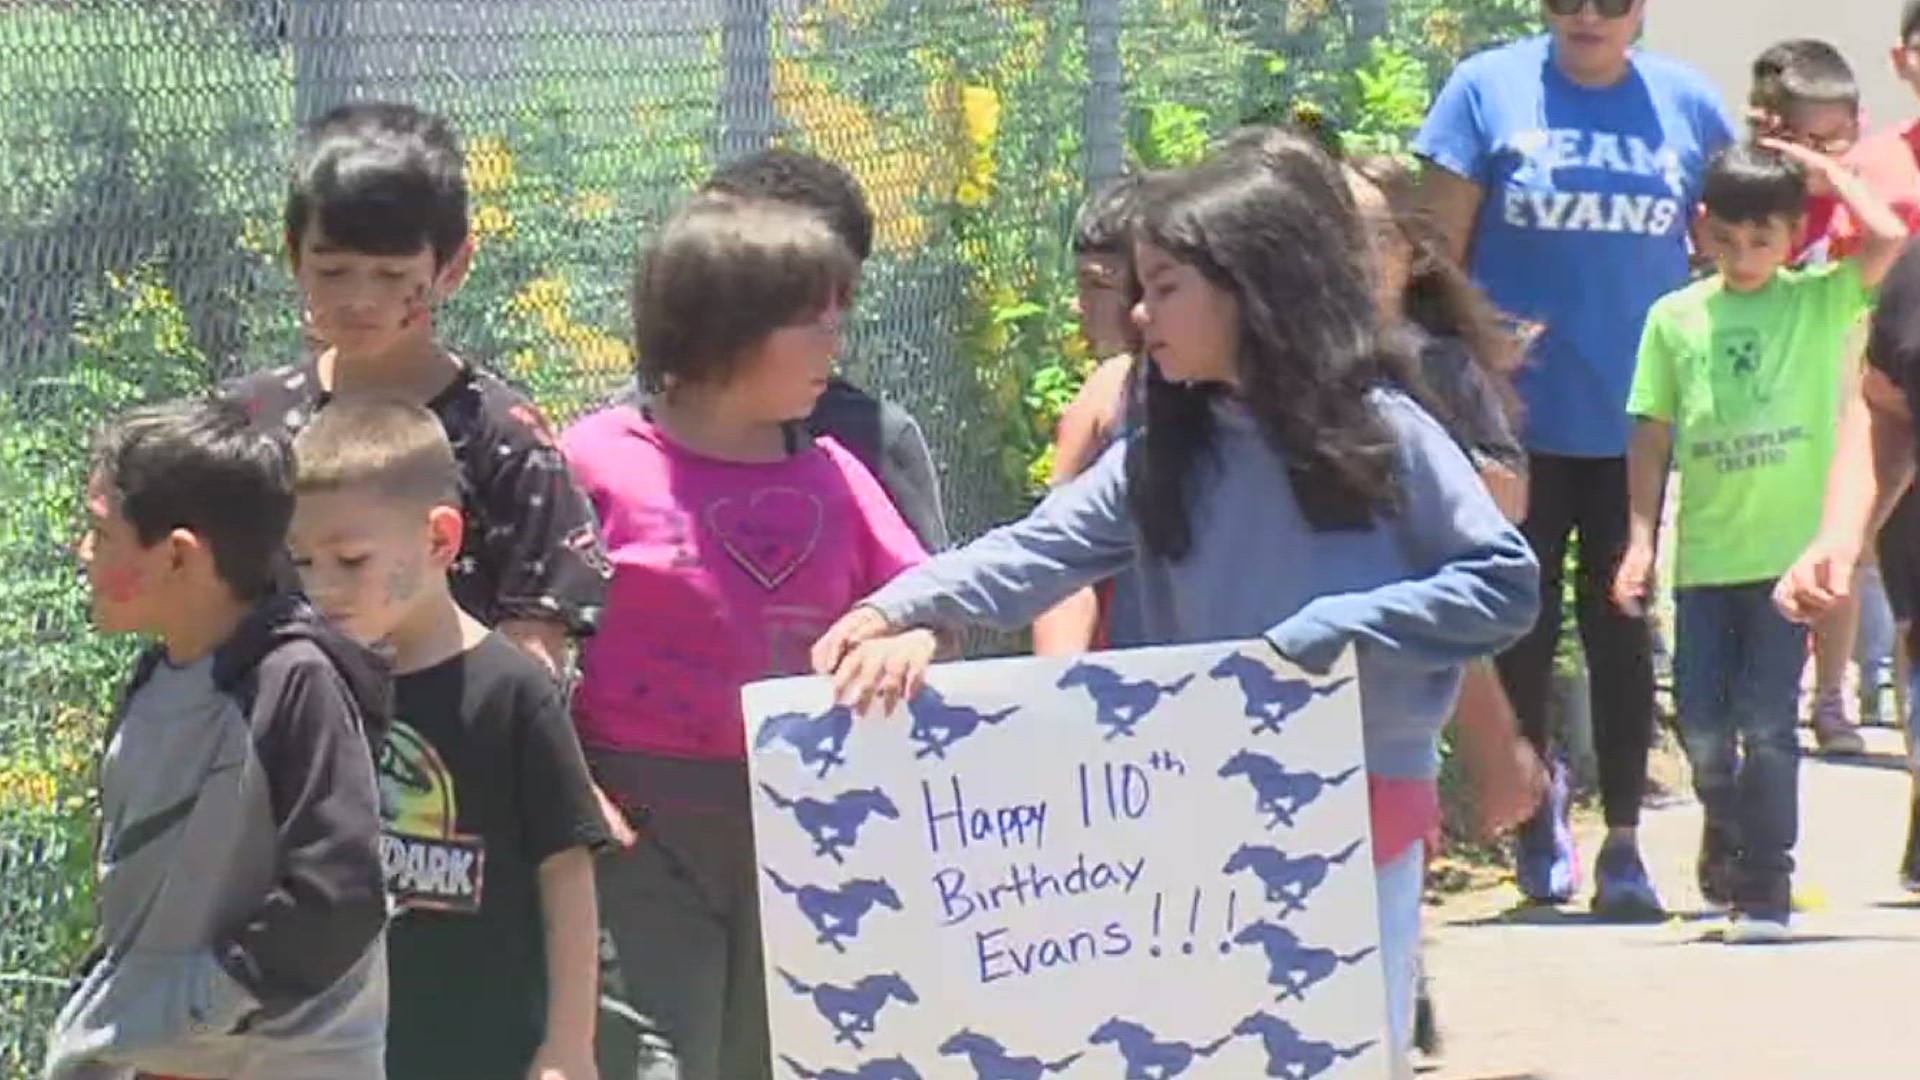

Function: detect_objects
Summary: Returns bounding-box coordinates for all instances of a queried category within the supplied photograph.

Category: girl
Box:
[810,134,1539,1077]
[1346,152,1547,1067]
[561,193,929,1080]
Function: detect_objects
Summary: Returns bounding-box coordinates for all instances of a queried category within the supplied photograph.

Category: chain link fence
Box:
[0,0,1531,1069]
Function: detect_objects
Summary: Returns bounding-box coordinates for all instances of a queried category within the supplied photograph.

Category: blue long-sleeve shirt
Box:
[863,388,1540,783]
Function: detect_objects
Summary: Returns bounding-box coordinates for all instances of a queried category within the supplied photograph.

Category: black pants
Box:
[1495,453,1656,828]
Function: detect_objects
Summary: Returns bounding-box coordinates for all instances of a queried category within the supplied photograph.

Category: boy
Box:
[1614,140,1905,941]
[287,398,609,1080]
[1750,39,1920,752]
[46,398,388,1080]
[620,147,951,552]
[1031,173,1144,655]
[227,101,609,680]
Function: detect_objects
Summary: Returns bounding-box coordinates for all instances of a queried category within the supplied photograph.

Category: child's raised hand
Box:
[1758,136,1843,179]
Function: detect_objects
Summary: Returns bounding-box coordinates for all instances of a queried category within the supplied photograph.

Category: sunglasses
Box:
[1545,0,1636,17]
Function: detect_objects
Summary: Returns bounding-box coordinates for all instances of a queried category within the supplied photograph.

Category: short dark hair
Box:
[1904,1,1920,45]
[1074,175,1144,257]
[91,398,293,601]
[1701,143,1808,226]
[632,193,858,392]
[285,101,469,265]
[703,148,875,263]
[292,398,458,509]
[1750,39,1859,113]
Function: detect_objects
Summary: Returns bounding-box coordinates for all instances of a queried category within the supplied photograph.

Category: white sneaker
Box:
[1724,914,1792,945]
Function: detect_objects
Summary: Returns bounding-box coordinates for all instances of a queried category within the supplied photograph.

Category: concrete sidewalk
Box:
[1423,726,1920,1080]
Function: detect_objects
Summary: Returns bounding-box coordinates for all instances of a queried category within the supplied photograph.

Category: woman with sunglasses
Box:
[1412,0,1736,920]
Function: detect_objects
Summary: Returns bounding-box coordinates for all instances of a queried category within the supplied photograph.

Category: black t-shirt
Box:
[1868,239,1920,410]
[379,632,610,1079]
[228,360,611,635]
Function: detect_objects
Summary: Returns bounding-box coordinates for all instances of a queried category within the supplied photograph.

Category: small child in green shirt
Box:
[1613,137,1905,942]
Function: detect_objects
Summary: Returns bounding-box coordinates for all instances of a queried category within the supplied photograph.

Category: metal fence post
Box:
[1082,0,1125,191]
[720,0,774,163]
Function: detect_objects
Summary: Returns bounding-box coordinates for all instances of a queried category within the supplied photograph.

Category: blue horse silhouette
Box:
[1217,750,1362,829]
[1208,653,1355,736]
[764,867,904,953]
[755,705,857,778]
[1232,921,1377,1002]
[1057,661,1195,740]
[776,969,918,1049]
[759,783,900,864]
[938,1030,1082,1079]
[778,1054,923,1080]
[1087,1017,1232,1080]
[908,686,1018,759]
[1222,839,1365,915]
[1232,1012,1376,1079]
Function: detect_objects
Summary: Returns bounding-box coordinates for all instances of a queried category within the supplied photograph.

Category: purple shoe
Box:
[1514,758,1578,903]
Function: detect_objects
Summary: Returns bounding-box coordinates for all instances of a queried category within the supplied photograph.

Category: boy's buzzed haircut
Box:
[703,147,875,263]
[1074,174,1144,256]
[1905,1,1920,44]
[632,193,857,392]
[292,397,459,507]
[285,101,469,265]
[1749,39,1860,112]
[92,397,293,600]
[1701,143,1809,226]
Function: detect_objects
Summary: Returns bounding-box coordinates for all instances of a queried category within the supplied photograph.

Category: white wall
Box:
[1641,4,1911,132]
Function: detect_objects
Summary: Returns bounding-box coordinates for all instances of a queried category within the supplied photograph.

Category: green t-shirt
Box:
[1627,260,1873,588]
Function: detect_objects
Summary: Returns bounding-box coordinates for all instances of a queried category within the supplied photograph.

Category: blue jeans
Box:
[1673,583,1806,897]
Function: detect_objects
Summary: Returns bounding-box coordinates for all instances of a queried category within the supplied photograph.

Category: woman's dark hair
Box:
[1128,133,1417,557]
[631,193,856,392]
[1346,154,1521,424]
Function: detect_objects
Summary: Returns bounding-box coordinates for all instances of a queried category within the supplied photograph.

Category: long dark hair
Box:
[1346,154,1521,424]
[1127,133,1415,559]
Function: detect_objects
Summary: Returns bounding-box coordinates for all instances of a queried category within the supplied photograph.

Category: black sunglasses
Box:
[1545,0,1636,17]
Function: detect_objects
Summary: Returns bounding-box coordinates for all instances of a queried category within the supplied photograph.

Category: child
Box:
[812,134,1539,1078]
[1613,139,1904,941]
[46,398,388,1080]
[562,193,929,1080]
[619,147,951,552]
[1032,174,1147,655]
[1345,152,1548,1063]
[227,101,609,680]
[1749,40,1920,753]
[285,398,608,1079]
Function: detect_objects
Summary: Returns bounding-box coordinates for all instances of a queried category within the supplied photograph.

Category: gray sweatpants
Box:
[590,750,771,1080]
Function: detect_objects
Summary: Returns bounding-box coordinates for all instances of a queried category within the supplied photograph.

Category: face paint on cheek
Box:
[398,281,432,331]
[382,553,426,607]
[94,565,144,605]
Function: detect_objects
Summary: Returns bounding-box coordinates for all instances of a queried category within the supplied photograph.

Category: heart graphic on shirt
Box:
[705,487,824,591]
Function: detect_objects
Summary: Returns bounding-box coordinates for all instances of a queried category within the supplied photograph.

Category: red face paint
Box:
[93,564,143,605]
[398,282,431,331]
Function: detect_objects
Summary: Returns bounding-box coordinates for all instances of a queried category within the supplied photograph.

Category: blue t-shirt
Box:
[1414,35,1735,457]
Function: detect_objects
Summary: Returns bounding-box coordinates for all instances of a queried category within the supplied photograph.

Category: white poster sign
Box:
[743,640,1387,1079]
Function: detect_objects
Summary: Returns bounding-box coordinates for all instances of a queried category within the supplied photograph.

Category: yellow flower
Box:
[466,136,515,195]
[473,203,514,243]
[960,86,1001,150]
[1423,10,1465,57]
[571,331,633,374]
[573,191,615,221]
[0,762,59,814]
[513,277,569,316]
[239,218,277,256]
[773,57,935,250]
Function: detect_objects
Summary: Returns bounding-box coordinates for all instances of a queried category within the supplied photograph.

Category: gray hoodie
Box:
[44,596,390,1080]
